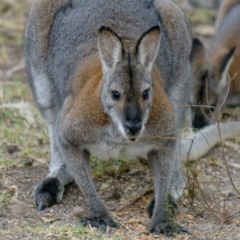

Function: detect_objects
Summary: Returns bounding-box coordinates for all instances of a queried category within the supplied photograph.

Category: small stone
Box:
[7,145,20,154]
[11,203,29,216]
[73,206,89,219]
[117,212,123,217]
[100,183,110,190]
[179,207,189,215]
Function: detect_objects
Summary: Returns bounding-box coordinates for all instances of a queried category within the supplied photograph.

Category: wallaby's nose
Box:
[125,105,142,136]
[125,121,142,136]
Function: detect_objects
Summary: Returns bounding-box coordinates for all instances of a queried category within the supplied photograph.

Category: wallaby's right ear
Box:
[98,26,124,71]
[135,26,161,72]
[190,38,206,76]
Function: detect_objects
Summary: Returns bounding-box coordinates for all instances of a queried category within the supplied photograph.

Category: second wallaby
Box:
[24,0,192,235]
[190,0,240,129]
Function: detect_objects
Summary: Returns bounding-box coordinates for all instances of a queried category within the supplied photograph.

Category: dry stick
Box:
[222,197,230,224]
[115,184,154,213]
[185,98,224,222]
[186,158,224,221]
[200,80,226,213]
[192,88,224,222]
[187,164,217,216]
[216,72,240,195]
[0,61,25,79]
[185,136,195,191]
[189,72,240,223]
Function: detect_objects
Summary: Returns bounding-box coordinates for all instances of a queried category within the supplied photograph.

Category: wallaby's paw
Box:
[79,216,118,231]
[149,220,189,236]
[34,177,64,211]
[146,196,179,218]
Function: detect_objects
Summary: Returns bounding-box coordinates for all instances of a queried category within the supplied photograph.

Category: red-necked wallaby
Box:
[24,0,192,235]
[190,0,240,129]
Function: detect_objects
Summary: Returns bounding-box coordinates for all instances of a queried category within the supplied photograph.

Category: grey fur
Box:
[25,0,192,235]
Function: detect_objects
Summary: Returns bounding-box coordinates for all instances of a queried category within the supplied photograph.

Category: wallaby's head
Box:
[98,26,161,142]
[190,37,235,129]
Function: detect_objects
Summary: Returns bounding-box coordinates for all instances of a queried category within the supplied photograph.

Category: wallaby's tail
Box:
[180,122,240,162]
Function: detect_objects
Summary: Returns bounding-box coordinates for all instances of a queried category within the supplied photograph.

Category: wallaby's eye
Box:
[142,89,149,100]
[111,90,121,100]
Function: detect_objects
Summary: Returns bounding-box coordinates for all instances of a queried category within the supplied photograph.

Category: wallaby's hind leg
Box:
[34,125,74,210]
[57,142,117,229]
[28,67,74,210]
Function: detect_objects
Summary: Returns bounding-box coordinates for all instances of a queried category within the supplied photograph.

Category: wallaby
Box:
[24,0,192,235]
[190,0,240,129]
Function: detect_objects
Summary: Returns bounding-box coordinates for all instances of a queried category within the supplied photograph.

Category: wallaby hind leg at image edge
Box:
[24,0,192,235]
[24,0,74,211]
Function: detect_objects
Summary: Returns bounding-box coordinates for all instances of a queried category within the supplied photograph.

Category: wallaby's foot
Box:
[149,220,189,236]
[34,177,64,211]
[146,196,179,218]
[79,215,118,231]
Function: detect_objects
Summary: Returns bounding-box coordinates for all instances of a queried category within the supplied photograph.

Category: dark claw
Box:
[79,217,118,230]
[38,201,46,211]
[34,177,64,210]
[149,221,188,236]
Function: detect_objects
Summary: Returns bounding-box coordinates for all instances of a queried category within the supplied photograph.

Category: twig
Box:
[115,184,154,212]
[216,73,240,195]
[0,61,25,80]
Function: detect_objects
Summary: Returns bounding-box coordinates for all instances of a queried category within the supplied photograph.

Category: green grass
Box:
[91,156,148,179]
[0,223,127,240]
[185,8,216,25]
[0,78,29,102]
[0,80,49,171]
[0,192,12,205]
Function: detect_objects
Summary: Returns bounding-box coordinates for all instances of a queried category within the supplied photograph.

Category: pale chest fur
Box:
[83,124,159,160]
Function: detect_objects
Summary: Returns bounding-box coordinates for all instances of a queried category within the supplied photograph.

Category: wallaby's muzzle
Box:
[125,120,142,137]
[124,106,143,141]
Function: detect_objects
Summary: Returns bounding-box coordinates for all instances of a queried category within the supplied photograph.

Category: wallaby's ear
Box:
[98,26,124,70]
[215,47,236,93]
[135,26,161,72]
[219,47,235,75]
[190,38,206,76]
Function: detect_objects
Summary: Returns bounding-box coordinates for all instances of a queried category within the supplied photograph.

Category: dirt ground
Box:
[1,0,240,239]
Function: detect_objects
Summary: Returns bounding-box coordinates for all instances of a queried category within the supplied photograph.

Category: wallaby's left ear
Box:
[215,47,236,93]
[135,26,161,72]
[98,26,124,71]
[220,46,236,75]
